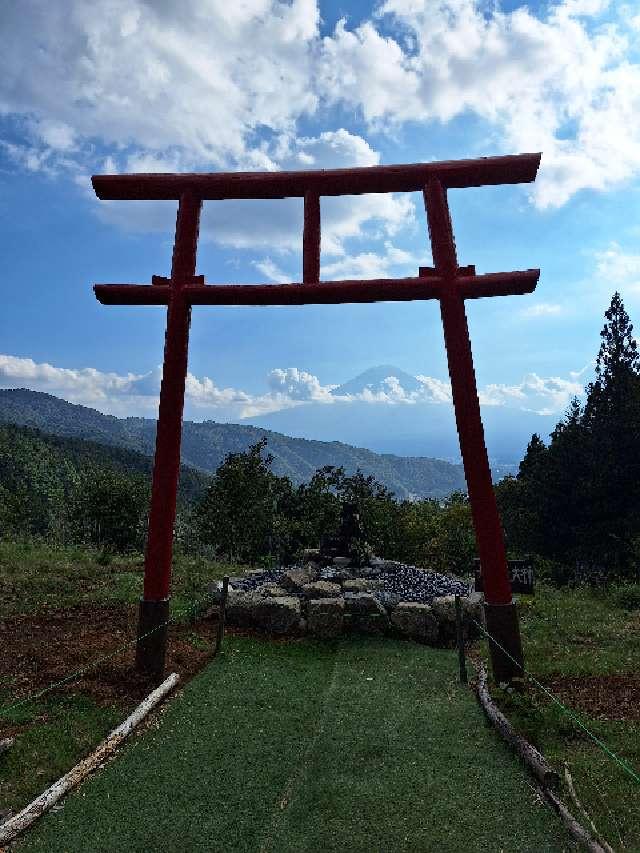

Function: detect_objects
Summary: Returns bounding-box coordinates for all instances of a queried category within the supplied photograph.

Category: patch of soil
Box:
[0,604,308,738]
[541,674,640,722]
[465,650,640,721]
[0,605,224,736]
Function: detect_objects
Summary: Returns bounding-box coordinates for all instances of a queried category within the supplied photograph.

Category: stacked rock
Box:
[208,552,483,645]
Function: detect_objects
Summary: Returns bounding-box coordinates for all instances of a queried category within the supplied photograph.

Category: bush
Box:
[611,582,640,611]
[533,556,575,588]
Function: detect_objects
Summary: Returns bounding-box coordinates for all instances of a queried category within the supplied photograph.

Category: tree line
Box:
[496,292,640,582]
[188,439,476,573]
[2,292,639,584]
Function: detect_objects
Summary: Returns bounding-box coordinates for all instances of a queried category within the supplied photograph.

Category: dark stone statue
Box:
[319,502,372,567]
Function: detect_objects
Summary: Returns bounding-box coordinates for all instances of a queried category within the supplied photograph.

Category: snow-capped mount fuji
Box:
[332,365,423,397]
[248,364,556,469]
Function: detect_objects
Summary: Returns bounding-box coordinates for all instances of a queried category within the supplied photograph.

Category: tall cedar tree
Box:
[582,292,640,569]
[500,292,640,575]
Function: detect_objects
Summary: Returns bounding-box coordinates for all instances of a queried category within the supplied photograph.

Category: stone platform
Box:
[208,556,484,645]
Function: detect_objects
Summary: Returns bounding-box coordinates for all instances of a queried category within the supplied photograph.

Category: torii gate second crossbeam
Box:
[92,152,542,684]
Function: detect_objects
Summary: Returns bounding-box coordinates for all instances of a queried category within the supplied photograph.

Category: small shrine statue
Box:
[319,502,372,567]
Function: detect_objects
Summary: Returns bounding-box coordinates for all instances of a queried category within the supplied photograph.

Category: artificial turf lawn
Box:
[17,637,571,853]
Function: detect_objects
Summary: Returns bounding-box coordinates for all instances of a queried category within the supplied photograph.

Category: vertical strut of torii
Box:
[92,152,542,683]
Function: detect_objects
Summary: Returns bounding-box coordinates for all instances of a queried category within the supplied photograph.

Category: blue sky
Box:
[1,0,640,450]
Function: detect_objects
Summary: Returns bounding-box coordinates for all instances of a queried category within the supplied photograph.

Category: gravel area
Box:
[225,561,472,609]
[374,564,471,607]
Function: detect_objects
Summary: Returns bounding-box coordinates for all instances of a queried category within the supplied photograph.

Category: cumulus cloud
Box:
[4,0,637,227]
[318,0,640,208]
[267,368,336,401]
[0,354,588,421]
[480,373,584,414]
[0,0,319,173]
[2,0,637,268]
[593,241,640,292]
[85,128,415,261]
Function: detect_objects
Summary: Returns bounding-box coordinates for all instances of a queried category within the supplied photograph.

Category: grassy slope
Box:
[3,544,637,849]
[0,540,237,620]
[17,638,568,853]
[476,584,640,851]
[1,694,122,814]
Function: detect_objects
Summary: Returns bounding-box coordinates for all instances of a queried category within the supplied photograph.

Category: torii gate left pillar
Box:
[136,190,202,676]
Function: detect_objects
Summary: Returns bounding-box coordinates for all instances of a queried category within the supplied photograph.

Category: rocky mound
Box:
[209,556,483,644]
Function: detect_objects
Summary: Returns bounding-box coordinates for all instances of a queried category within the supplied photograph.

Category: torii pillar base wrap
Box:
[136,598,170,681]
[483,602,524,684]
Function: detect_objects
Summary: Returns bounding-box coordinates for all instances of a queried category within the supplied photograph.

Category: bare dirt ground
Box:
[0,603,309,741]
[459,648,640,722]
[0,605,223,737]
[541,673,640,721]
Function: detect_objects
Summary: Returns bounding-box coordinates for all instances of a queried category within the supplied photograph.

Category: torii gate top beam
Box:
[92,152,541,200]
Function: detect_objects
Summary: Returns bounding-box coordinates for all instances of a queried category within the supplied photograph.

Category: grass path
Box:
[17,637,572,852]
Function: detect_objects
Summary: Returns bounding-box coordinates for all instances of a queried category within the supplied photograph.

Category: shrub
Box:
[611,582,640,611]
[533,556,575,588]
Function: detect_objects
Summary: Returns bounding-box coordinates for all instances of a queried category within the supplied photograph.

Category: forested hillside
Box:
[0,389,466,499]
[0,422,209,546]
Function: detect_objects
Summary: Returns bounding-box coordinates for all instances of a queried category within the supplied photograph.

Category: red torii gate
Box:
[92,152,541,683]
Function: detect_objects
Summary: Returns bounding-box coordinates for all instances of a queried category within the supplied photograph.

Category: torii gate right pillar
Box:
[424,178,524,684]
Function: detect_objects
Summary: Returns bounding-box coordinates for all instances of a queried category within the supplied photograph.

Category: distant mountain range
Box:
[0,389,472,499]
[246,364,555,468]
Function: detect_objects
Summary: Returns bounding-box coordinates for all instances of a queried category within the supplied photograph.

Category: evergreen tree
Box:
[498,293,640,578]
[585,291,639,419]
[581,293,640,572]
[497,434,550,556]
[194,439,285,564]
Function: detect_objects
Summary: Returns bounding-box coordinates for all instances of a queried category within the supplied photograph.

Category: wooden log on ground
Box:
[563,763,616,853]
[0,672,180,845]
[476,664,560,788]
[474,663,611,852]
[539,785,611,853]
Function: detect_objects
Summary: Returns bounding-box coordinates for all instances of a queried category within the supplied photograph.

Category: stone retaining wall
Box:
[208,556,484,646]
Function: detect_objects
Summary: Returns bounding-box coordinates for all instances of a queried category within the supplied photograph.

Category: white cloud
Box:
[0,354,139,400]
[480,373,584,414]
[0,0,319,173]
[86,128,415,260]
[0,354,588,421]
[1,0,639,218]
[35,119,76,152]
[267,367,336,401]
[521,302,563,317]
[415,375,452,403]
[320,241,417,279]
[593,241,640,291]
[252,258,290,284]
[318,0,640,208]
